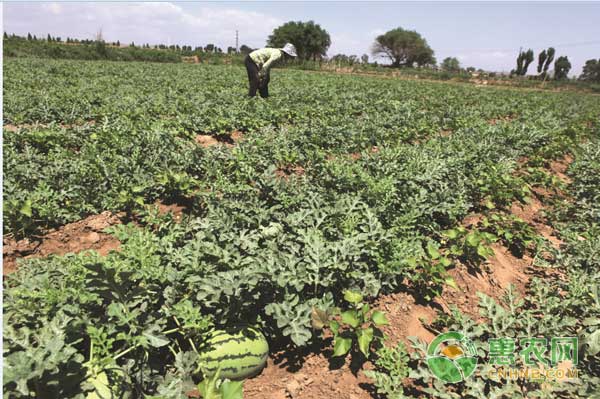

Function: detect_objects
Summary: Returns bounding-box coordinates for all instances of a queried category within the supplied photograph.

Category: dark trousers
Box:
[245,55,270,98]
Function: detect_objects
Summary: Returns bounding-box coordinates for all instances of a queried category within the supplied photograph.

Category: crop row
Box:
[3,58,600,397]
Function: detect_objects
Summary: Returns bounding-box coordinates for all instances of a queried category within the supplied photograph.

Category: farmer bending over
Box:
[245,43,297,98]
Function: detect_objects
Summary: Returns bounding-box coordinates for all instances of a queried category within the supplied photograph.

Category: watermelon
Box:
[199,327,269,380]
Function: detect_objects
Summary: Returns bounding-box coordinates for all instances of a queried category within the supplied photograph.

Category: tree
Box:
[3,32,7,39]
[361,54,369,64]
[268,20,331,61]
[441,57,461,72]
[204,44,215,52]
[27,33,32,40]
[536,47,555,78]
[331,54,348,64]
[47,34,52,42]
[537,50,546,73]
[579,58,600,82]
[554,56,571,80]
[512,49,534,76]
[371,27,435,67]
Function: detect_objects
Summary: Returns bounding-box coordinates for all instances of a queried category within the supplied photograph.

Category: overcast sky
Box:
[3,1,600,75]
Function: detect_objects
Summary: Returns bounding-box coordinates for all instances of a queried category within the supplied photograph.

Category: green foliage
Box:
[364,342,411,399]
[404,142,600,398]
[267,20,331,61]
[371,27,436,67]
[441,226,497,266]
[441,57,461,72]
[3,58,599,398]
[537,47,555,77]
[579,58,600,83]
[472,162,532,209]
[481,213,540,257]
[197,368,244,399]
[312,290,388,358]
[554,56,572,80]
[3,34,182,63]
[522,164,566,193]
[512,49,534,76]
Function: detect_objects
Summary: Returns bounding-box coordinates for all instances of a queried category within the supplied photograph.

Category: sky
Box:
[3,1,600,75]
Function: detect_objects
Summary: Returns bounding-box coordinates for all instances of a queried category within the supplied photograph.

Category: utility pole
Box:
[235,30,239,53]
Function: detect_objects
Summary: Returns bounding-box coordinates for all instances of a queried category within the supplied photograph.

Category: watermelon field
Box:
[3,58,600,398]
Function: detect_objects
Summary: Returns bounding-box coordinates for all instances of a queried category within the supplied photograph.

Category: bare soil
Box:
[3,121,96,133]
[3,211,122,274]
[275,165,306,180]
[195,130,244,148]
[153,200,189,222]
[488,115,516,125]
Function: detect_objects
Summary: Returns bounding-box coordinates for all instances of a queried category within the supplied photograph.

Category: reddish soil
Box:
[195,134,220,147]
[377,292,438,345]
[3,121,96,133]
[511,195,563,249]
[3,211,122,274]
[3,124,21,132]
[195,130,244,148]
[245,353,373,399]
[548,154,573,184]
[488,115,516,125]
[346,146,381,161]
[275,165,306,180]
[153,201,188,222]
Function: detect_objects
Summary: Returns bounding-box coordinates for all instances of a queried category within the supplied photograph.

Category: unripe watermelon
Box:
[199,327,269,380]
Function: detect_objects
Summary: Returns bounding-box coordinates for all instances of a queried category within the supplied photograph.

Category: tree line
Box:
[266,22,598,81]
[510,47,573,80]
[4,27,599,82]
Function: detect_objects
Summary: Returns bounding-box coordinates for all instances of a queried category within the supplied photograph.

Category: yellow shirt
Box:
[249,48,284,75]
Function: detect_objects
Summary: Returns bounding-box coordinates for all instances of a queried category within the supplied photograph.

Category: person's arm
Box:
[259,50,283,77]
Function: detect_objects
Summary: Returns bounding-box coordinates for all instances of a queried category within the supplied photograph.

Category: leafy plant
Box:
[312,290,388,358]
[441,226,497,266]
[364,341,411,399]
[481,213,541,257]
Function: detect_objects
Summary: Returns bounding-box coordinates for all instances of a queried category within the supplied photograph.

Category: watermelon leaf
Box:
[142,332,170,348]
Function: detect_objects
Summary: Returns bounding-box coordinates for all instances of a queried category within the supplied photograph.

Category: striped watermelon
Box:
[199,326,269,380]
